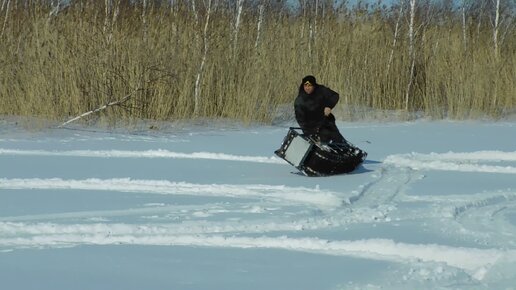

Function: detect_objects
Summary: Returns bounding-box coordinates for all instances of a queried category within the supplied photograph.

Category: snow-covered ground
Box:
[1,118,515,290]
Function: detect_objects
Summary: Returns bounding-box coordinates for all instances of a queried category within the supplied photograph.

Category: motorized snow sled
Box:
[274,127,367,176]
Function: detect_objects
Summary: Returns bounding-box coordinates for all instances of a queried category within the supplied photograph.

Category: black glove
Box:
[307,133,321,143]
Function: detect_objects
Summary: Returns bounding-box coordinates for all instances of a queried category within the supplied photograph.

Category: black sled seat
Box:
[274,127,367,176]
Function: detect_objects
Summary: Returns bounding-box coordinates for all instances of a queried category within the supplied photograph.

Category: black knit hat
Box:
[302,75,317,86]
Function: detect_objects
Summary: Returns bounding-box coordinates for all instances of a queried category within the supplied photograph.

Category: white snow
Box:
[1,119,516,289]
[0,178,342,208]
[0,148,285,163]
[385,151,516,174]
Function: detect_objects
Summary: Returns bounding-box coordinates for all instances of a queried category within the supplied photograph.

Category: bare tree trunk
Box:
[48,0,61,18]
[420,0,431,51]
[0,0,10,38]
[254,2,264,49]
[308,23,313,58]
[405,0,416,111]
[387,0,404,73]
[194,0,213,116]
[104,0,112,33]
[103,0,120,44]
[142,0,148,42]
[299,0,306,39]
[104,0,112,43]
[191,0,199,27]
[475,2,486,43]
[232,0,244,57]
[314,0,318,44]
[500,16,514,47]
[307,0,317,59]
[492,0,501,110]
[408,0,416,62]
[462,0,467,51]
[493,0,500,59]
[1,0,8,12]
[112,0,120,30]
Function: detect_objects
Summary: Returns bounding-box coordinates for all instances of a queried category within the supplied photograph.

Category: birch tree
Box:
[1,0,8,11]
[308,0,319,59]
[0,0,10,38]
[299,0,307,39]
[462,0,468,51]
[232,0,244,56]
[142,0,148,42]
[254,1,265,49]
[313,0,319,46]
[474,1,487,42]
[387,0,405,73]
[48,0,62,18]
[298,0,317,59]
[297,0,316,58]
[103,0,121,44]
[104,0,113,33]
[194,0,214,116]
[191,0,199,26]
[169,0,175,13]
[493,0,501,59]
[405,0,416,111]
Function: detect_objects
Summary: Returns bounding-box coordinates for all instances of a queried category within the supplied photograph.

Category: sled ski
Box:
[274,127,367,176]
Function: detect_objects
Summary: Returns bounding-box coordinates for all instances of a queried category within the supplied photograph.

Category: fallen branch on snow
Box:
[58,89,141,128]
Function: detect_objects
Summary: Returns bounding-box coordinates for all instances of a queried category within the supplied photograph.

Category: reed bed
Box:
[0,1,514,124]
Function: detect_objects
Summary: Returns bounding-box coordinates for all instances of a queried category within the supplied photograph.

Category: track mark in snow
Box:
[0,222,510,280]
[0,204,233,222]
[447,192,516,247]
[0,178,344,209]
[349,168,387,204]
[452,193,516,219]
[0,148,285,164]
[400,151,516,162]
[350,166,413,207]
[385,151,516,174]
[0,218,332,236]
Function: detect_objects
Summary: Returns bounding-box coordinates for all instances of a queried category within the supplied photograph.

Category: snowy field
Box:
[1,118,516,290]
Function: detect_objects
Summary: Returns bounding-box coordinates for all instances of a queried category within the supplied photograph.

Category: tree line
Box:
[0,0,514,124]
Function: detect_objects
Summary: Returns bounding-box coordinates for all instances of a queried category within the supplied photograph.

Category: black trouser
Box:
[319,120,345,143]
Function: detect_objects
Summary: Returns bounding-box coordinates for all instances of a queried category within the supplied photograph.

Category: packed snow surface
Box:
[1,119,515,289]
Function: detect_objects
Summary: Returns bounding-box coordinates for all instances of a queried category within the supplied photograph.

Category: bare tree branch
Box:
[58,88,143,128]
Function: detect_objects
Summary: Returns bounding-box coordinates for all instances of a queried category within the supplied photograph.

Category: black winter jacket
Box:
[294,84,340,137]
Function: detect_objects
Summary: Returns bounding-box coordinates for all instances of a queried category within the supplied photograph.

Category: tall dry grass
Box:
[0,2,514,125]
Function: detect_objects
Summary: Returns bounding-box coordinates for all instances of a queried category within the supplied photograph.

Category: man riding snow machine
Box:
[274,127,367,176]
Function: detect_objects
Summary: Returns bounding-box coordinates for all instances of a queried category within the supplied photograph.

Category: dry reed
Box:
[0,2,514,125]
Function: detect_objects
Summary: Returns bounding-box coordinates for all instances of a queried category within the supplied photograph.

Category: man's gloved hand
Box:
[307,133,321,143]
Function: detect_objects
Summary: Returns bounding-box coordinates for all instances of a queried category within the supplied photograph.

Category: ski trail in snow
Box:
[0,203,244,222]
[0,218,330,236]
[0,205,396,234]
[0,221,510,280]
[0,148,285,164]
[398,151,516,162]
[385,151,516,174]
[382,150,516,249]
[444,192,516,248]
[0,178,344,209]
